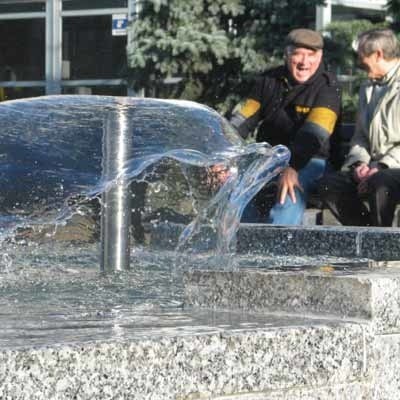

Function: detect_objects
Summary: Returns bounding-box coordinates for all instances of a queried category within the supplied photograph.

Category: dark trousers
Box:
[318,168,400,227]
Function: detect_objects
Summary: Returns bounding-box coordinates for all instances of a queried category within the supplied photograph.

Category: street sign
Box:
[112,14,128,36]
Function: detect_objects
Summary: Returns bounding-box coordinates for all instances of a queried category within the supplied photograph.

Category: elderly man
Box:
[230,28,341,224]
[319,28,400,226]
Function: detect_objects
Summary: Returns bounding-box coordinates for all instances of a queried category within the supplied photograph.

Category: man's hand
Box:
[277,167,303,204]
[357,166,379,194]
[353,163,370,183]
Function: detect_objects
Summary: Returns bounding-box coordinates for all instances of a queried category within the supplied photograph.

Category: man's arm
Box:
[379,147,400,168]
[230,99,262,139]
[290,85,341,171]
[342,85,372,169]
[229,77,266,139]
[342,114,371,170]
[277,83,340,204]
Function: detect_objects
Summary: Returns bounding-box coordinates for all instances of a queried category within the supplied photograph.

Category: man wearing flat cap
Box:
[230,28,341,225]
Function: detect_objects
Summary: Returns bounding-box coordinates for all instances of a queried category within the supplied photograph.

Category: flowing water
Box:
[0,95,364,348]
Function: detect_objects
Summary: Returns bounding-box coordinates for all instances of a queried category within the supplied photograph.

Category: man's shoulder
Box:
[248,66,286,96]
[319,70,340,88]
[265,65,287,77]
[256,65,286,82]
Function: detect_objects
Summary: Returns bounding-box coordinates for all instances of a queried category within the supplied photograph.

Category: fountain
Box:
[1,95,400,399]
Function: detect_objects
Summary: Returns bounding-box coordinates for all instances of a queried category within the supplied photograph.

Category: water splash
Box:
[0,95,289,255]
[177,143,289,254]
[0,95,374,349]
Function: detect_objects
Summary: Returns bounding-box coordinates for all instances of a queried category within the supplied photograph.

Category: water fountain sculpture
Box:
[0,95,288,264]
[1,95,400,399]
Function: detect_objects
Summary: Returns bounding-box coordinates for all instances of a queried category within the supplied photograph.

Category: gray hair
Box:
[356,28,400,60]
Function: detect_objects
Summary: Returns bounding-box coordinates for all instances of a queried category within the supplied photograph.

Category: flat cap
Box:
[286,28,324,50]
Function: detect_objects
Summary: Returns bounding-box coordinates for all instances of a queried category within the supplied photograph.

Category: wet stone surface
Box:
[184,261,400,334]
[0,312,368,400]
[150,222,400,260]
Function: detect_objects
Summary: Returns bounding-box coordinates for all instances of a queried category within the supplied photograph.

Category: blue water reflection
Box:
[0,96,240,216]
[0,95,289,236]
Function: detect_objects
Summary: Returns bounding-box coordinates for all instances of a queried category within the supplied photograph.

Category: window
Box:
[0,2,45,14]
[63,15,127,80]
[62,0,126,11]
[0,18,45,81]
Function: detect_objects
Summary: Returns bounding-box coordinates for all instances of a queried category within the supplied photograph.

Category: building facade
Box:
[316,0,387,30]
[0,0,136,100]
[0,0,389,101]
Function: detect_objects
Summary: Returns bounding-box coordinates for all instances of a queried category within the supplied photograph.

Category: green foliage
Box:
[387,0,400,34]
[323,19,388,121]
[388,0,400,21]
[340,79,363,122]
[126,0,323,113]
[323,19,388,74]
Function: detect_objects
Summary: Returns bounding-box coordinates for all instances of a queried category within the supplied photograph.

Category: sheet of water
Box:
[0,95,368,349]
[0,240,369,348]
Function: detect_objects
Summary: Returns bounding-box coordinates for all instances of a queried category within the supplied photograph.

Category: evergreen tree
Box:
[126,0,323,114]
[323,19,386,75]
[388,0,400,23]
[387,0,400,32]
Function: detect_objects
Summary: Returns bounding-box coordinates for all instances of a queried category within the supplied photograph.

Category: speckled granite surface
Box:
[183,264,400,399]
[238,225,400,260]
[184,263,400,334]
[372,334,400,400]
[3,263,400,398]
[149,223,400,260]
[4,221,400,399]
[236,224,361,257]
[0,313,368,400]
[210,382,370,399]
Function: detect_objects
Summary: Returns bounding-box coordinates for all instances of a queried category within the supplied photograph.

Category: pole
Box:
[100,105,132,272]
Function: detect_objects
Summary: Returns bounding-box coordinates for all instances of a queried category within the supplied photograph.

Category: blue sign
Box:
[112,14,128,36]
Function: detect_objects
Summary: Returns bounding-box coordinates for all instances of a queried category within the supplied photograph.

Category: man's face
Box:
[357,51,385,80]
[287,47,323,83]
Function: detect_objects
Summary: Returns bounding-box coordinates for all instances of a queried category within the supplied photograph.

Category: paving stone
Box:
[150,223,400,260]
[0,313,368,400]
[184,262,400,334]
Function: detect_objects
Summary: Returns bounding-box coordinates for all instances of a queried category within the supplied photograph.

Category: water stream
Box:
[0,95,364,348]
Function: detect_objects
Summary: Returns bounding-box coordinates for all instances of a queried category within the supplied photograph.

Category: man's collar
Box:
[371,59,400,86]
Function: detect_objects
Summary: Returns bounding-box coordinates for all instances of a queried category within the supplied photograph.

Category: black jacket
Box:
[230,63,341,170]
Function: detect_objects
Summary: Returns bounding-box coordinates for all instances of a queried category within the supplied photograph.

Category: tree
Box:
[323,19,383,75]
[126,0,324,114]
[323,19,388,121]
[387,0,400,23]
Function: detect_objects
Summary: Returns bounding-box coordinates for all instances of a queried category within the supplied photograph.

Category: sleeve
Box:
[341,87,371,170]
[290,83,341,170]
[377,98,400,168]
[341,114,371,169]
[229,78,265,139]
[380,147,400,168]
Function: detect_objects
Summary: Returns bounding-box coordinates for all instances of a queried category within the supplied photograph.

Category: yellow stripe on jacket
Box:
[306,107,338,134]
[239,99,261,118]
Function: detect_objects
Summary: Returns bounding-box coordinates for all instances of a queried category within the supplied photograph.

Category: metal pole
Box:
[100,105,132,272]
[45,0,62,94]
[315,0,331,32]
